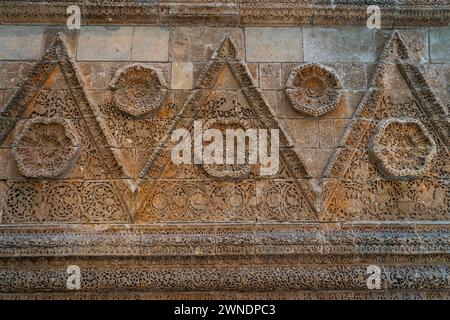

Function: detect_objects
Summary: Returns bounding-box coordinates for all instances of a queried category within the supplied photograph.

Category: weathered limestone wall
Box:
[0,1,448,299]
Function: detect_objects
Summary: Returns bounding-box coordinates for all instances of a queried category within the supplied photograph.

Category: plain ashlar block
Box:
[245,27,303,63]
[77,26,133,61]
[171,62,193,89]
[0,26,43,60]
[132,27,169,62]
[430,27,450,63]
[303,27,375,63]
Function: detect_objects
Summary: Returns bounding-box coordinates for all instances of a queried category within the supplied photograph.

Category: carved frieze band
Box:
[0,262,447,293]
[0,1,448,26]
[0,224,447,257]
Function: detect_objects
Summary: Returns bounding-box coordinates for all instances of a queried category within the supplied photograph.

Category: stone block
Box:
[300,148,333,178]
[43,27,79,55]
[323,91,363,119]
[132,27,169,62]
[170,27,244,61]
[303,27,374,63]
[172,62,193,89]
[0,26,43,60]
[326,63,366,90]
[78,63,110,89]
[260,63,282,90]
[319,119,334,148]
[284,118,318,149]
[430,28,450,63]
[77,26,133,61]
[245,27,302,62]
[0,62,33,89]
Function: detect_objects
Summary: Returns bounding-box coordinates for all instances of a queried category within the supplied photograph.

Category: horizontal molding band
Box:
[1,290,449,300]
[0,263,448,293]
[0,223,448,257]
[0,2,448,26]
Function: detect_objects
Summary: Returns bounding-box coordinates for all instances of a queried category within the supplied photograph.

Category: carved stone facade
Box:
[0,1,448,300]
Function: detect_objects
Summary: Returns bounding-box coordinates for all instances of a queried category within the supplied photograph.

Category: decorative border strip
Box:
[0,2,448,26]
[0,262,448,293]
[1,290,449,300]
[0,223,448,257]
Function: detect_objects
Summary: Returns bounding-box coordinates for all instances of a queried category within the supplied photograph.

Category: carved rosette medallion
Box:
[369,118,437,179]
[110,64,168,117]
[12,117,81,179]
[202,118,253,179]
[286,63,342,117]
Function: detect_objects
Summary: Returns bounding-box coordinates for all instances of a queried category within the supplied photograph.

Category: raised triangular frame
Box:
[0,32,132,219]
[136,35,320,216]
[320,30,449,211]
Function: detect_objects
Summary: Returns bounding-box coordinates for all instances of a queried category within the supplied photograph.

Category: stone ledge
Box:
[0,1,448,26]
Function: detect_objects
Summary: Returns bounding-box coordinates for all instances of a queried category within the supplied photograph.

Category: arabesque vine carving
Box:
[202,118,253,179]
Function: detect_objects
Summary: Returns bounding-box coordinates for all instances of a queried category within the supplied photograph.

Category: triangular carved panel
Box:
[321,31,449,221]
[136,36,319,222]
[0,33,132,224]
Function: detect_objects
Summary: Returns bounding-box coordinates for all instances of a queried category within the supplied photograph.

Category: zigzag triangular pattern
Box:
[136,35,320,220]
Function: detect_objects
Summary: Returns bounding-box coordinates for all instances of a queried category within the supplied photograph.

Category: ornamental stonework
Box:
[0,2,448,300]
[285,63,342,117]
[369,118,437,179]
[110,64,168,118]
[201,118,253,179]
[12,117,80,179]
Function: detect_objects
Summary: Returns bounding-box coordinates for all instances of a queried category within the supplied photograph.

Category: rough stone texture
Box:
[0,2,448,300]
[170,27,245,61]
[171,62,193,89]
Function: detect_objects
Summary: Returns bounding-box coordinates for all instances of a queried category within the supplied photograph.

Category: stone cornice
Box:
[0,1,448,27]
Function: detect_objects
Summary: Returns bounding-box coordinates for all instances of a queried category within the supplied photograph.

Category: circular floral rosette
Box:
[286,63,342,117]
[110,64,168,118]
[12,117,80,178]
[369,118,437,179]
